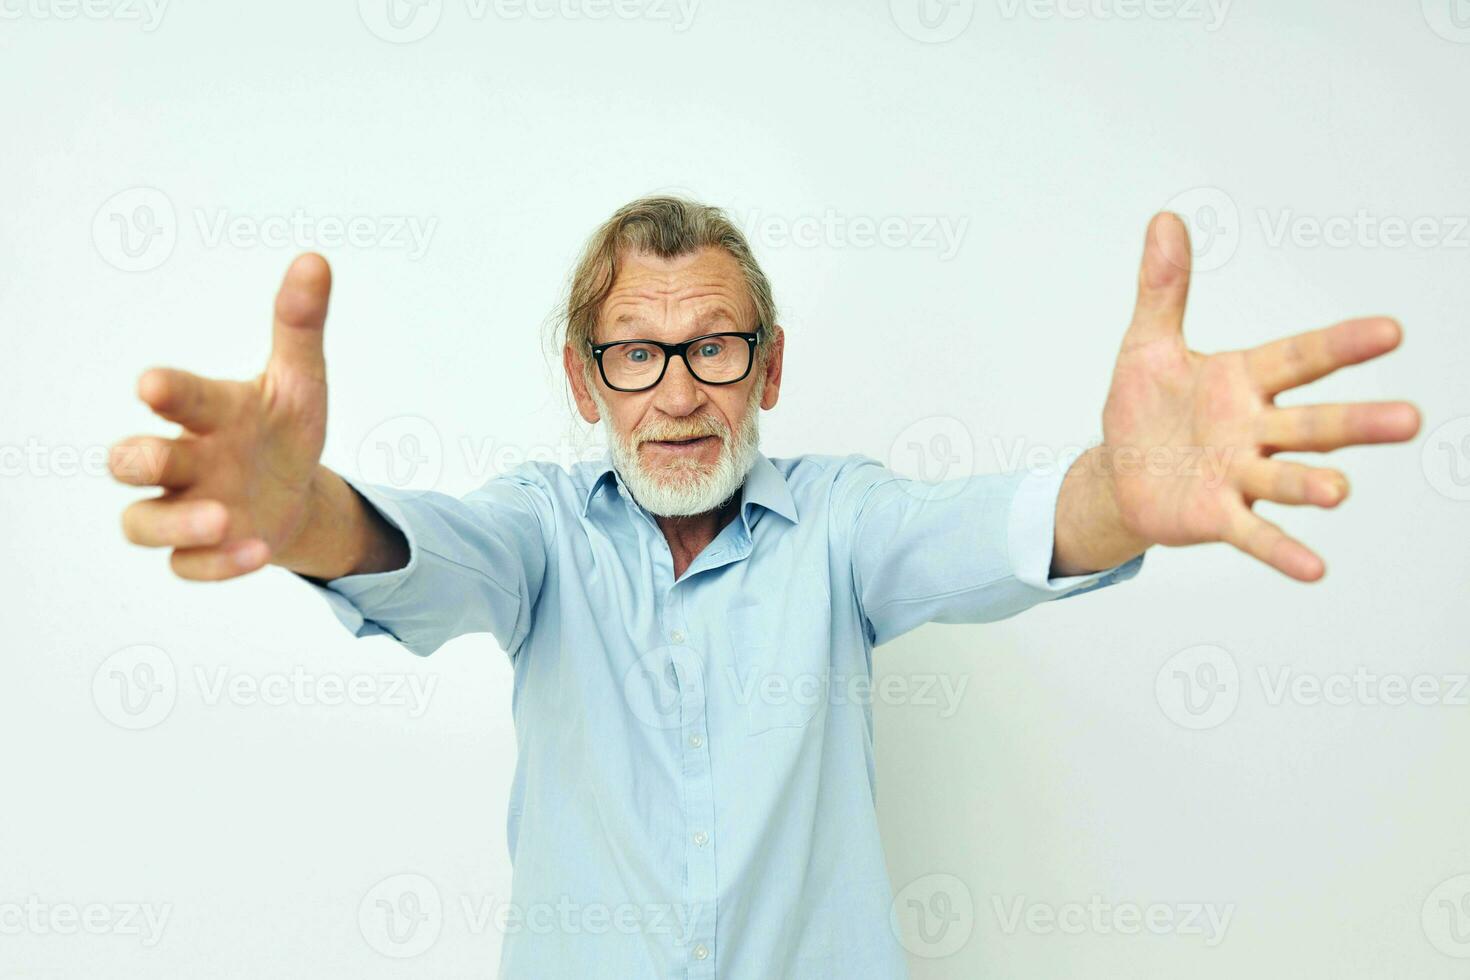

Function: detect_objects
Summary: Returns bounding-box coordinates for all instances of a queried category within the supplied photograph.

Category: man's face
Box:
[565,246,784,517]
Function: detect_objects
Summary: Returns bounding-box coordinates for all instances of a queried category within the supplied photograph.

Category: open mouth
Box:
[644,435,718,450]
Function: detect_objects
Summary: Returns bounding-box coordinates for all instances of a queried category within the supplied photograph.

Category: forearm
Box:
[1049,446,1150,578]
[273,466,409,580]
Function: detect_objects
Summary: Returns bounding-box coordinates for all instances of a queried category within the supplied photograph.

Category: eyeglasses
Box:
[590,331,759,393]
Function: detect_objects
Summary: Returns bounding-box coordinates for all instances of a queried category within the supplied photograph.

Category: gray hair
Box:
[555,196,778,383]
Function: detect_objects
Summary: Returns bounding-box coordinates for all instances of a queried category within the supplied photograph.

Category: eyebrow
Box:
[601,310,741,343]
[612,310,737,328]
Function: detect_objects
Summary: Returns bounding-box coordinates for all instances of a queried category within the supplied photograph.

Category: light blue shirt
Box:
[310,451,1143,978]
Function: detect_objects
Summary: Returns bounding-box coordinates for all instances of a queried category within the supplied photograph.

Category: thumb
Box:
[270,253,332,380]
[1125,212,1192,344]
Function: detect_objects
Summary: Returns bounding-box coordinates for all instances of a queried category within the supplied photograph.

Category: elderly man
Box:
[110,197,1419,978]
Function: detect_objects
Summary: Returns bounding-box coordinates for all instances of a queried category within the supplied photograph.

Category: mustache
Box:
[635,417,729,446]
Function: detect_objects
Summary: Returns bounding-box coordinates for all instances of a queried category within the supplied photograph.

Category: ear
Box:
[757,325,784,411]
[563,344,601,424]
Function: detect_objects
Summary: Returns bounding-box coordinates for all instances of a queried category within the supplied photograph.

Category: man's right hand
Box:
[110,253,406,582]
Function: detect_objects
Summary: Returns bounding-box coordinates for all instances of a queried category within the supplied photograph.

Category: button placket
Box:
[673,644,717,979]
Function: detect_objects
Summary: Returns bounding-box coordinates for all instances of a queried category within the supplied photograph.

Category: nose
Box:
[652,352,705,417]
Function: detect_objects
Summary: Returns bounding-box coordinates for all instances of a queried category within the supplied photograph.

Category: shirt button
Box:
[670,630,685,643]
[693,831,708,846]
[689,734,703,748]
[693,944,709,960]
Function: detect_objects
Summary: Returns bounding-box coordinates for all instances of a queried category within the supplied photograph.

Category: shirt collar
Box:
[581,450,799,526]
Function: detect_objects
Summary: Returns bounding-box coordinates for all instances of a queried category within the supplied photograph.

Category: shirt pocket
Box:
[725,588,832,736]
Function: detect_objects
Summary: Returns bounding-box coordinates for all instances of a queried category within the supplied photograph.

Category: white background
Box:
[3,0,1469,976]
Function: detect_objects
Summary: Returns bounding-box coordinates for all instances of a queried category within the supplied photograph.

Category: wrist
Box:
[1093,448,1154,554]
[1051,447,1151,576]
[271,466,346,577]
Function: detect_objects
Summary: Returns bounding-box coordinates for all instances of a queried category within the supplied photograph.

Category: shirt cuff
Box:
[1005,462,1146,600]
[297,477,427,642]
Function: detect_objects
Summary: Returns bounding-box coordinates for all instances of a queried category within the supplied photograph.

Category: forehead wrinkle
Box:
[596,248,755,343]
[600,292,746,343]
[607,282,742,308]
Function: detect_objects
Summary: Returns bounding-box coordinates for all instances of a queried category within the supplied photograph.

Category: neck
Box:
[656,492,742,579]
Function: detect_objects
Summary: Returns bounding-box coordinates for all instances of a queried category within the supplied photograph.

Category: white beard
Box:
[591,375,764,518]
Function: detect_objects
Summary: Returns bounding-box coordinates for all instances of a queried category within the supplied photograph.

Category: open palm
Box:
[1102,214,1420,581]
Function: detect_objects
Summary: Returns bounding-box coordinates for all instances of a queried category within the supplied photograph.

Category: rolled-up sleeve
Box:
[838,454,1144,646]
[302,471,550,659]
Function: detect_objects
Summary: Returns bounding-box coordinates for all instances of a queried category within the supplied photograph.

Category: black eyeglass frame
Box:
[589,330,761,393]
